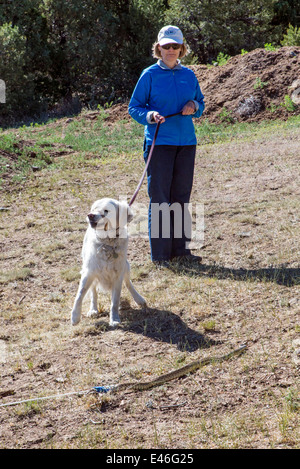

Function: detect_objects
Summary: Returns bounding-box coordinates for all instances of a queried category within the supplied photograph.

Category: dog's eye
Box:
[103,210,109,216]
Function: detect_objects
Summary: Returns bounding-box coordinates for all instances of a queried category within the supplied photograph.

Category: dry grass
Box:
[0,113,299,449]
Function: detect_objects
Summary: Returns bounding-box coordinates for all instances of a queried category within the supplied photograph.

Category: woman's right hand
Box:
[152,112,165,123]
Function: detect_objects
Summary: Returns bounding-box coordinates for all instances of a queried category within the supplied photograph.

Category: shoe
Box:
[172,254,202,264]
[152,260,170,269]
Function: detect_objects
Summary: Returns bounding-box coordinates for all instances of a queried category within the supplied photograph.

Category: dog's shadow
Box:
[93,300,219,352]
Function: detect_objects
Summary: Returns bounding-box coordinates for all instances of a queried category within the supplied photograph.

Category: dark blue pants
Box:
[143,144,196,261]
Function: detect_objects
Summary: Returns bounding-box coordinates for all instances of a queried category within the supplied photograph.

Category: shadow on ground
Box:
[88,303,220,352]
[170,262,300,287]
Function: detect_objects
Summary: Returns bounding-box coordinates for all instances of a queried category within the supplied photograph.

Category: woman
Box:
[128,25,205,266]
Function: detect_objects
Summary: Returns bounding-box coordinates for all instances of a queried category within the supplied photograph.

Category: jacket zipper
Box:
[172,70,181,145]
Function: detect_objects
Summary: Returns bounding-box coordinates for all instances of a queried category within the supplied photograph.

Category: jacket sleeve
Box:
[193,77,205,118]
[128,70,152,126]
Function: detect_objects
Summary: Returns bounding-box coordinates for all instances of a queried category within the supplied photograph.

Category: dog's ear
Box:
[119,201,133,226]
[127,205,134,224]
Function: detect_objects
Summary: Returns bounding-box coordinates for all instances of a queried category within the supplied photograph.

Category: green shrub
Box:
[216,52,231,66]
[264,43,279,51]
[0,21,50,126]
[254,77,269,90]
[281,24,300,46]
[282,95,297,112]
[219,106,235,123]
[0,23,36,121]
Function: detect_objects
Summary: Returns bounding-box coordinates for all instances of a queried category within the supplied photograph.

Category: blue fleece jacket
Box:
[128,60,205,146]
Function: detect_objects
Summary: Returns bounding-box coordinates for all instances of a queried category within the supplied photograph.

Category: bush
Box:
[0,23,37,124]
[281,24,300,46]
[165,0,278,63]
[0,0,166,124]
[215,52,231,66]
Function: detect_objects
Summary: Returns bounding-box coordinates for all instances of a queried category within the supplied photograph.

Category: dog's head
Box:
[87,198,133,238]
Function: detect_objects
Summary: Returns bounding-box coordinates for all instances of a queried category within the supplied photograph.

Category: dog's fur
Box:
[71,198,146,327]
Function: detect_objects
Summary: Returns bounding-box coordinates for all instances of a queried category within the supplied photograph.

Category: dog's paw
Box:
[136,296,147,308]
[109,310,121,328]
[71,310,81,326]
[87,309,99,318]
[109,320,121,328]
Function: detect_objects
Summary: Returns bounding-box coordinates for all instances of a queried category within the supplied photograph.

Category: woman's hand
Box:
[181,100,196,115]
[152,111,166,123]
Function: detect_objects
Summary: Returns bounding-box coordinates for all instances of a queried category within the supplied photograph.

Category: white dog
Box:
[71,198,146,327]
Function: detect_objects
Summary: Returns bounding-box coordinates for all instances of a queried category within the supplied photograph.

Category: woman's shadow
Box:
[169,261,300,287]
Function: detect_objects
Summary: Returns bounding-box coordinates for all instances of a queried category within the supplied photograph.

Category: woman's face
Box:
[158,43,181,68]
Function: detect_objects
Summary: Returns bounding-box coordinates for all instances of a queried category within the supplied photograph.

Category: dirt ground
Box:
[0,47,299,449]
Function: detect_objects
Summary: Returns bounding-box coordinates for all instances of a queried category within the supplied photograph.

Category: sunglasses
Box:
[161,43,182,50]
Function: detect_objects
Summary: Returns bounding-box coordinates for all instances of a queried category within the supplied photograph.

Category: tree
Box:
[40,0,166,105]
[272,0,300,28]
[0,1,54,122]
[165,0,277,63]
[0,0,167,123]
[0,22,37,122]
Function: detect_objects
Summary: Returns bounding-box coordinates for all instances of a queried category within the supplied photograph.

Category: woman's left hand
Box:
[181,100,196,115]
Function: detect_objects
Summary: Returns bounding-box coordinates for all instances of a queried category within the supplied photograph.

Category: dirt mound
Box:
[104,102,131,123]
[191,46,300,124]
[104,46,300,124]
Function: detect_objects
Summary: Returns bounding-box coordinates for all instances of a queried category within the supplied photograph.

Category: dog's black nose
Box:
[88,213,98,229]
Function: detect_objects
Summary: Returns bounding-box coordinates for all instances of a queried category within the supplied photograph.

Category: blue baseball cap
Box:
[158,25,184,46]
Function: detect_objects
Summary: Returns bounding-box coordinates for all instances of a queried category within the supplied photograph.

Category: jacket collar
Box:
[157,59,182,70]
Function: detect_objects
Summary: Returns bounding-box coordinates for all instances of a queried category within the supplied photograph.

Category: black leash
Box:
[129,112,182,207]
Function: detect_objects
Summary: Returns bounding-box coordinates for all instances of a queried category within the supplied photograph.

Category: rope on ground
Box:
[0,388,98,408]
